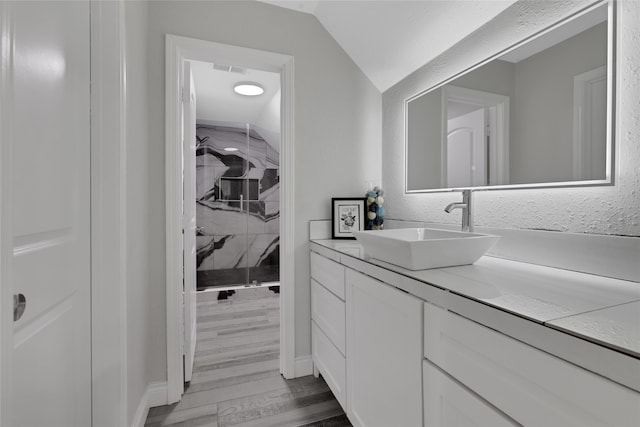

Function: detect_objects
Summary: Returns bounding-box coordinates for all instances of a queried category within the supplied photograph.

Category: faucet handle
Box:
[445,190,473,232]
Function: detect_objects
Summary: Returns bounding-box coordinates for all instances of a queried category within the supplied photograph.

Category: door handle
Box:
[13,293,26,322]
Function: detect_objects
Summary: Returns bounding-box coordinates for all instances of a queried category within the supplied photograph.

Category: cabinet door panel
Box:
[346,269,422,427]
[312,322,346,410]
[310,251,345,299]
[423,360,517,427]
[424,303,640,426]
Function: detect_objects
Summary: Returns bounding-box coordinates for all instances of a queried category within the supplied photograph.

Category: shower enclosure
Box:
[195,123,280,290]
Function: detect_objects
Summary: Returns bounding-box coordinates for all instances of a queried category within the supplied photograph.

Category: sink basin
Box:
[351,228,500,271]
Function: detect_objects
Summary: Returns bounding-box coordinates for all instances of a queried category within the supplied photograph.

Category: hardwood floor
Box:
[145,287,351,427]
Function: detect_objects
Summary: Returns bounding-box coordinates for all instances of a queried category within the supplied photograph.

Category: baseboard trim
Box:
[130,381,168,427]
[130,388,149,427]
[148,381,169,408]
[294,355,314,377]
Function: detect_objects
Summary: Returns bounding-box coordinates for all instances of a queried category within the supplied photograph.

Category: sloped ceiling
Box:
[258,0,518,92]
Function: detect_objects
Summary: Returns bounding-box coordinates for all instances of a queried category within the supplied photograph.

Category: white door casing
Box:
[165,35,295,403]
[0,2,91,426]
[573,65,607,181]
[183,62,197,383]
[90,0,130,424]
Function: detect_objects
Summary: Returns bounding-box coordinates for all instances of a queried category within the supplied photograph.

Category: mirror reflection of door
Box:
[443,85,509,188]
[447,108,486,187]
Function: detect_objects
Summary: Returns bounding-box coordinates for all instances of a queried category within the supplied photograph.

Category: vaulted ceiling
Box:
[191,1,520,129]
[258,0,518,92]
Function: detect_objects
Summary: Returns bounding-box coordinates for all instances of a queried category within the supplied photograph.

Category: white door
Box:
[183,62,198,382]
[1,2,91,426]
[447,108,486,187]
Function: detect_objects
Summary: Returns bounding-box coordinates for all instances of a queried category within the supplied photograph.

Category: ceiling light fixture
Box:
[233,82,264,96]
[224,147,239,152]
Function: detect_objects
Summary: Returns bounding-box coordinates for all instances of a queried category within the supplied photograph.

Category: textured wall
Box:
[383,0,639,237]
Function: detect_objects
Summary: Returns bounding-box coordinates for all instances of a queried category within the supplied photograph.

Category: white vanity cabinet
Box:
[345,269,423,427]
[310,241,640,427]
[310,251,423,426]
[423,360,518,427]
[310,251,347,409]
[424,303,640,427]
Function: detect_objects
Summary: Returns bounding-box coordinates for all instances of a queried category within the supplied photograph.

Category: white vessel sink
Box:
[351,228,500,271]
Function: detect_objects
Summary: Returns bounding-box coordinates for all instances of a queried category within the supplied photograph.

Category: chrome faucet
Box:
[444,189,473,232]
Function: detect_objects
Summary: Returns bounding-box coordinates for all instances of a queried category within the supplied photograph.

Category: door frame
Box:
[165,35,295,403]
[90,1,130,425]
[573,65,607,181]
[0,3,14,425]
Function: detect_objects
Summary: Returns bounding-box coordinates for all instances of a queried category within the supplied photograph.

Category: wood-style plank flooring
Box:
[145,287,351,427]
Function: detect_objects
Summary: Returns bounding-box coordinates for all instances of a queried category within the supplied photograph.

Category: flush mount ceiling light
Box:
[233,82,264,96]
[224,147,239,152]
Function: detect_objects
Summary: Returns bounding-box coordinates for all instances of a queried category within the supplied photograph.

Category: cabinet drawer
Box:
[310,251,345,299]
[312,321,346,410]
[311,279,346,355]
[424,303,640,426]
[423,360,517,427]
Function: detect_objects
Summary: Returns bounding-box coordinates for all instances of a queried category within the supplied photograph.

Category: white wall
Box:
[382,0,640,237]
[124,1,150,424]
[255,88,281,153]
[147,0,381,382]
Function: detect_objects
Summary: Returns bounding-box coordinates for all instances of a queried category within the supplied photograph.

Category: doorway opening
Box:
[194,121,281,292]
[190,62,281,294]
[194,121,281,299]
[165,35,295,404]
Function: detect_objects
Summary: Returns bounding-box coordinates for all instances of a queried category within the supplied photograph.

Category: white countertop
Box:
[548,300,640,358]
[310,239,640,359]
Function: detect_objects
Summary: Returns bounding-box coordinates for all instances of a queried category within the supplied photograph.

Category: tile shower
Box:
[195,124,279,290]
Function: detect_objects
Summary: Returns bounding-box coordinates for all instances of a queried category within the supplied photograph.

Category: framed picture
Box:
[331,198,367,239]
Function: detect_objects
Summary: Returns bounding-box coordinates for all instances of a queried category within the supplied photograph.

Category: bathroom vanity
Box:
[309,235,640,427]
[307,5,637,423]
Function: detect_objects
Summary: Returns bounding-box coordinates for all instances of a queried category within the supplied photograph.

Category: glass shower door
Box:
[246,123,280,287]
[195,123,279,290]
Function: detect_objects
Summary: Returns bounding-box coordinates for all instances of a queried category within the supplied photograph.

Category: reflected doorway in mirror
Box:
[443,85,510,188]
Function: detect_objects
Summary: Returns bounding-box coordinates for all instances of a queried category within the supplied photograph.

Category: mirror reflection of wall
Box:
[407,88,442,190]
[406,3,610,192]
[511,21,607,185]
